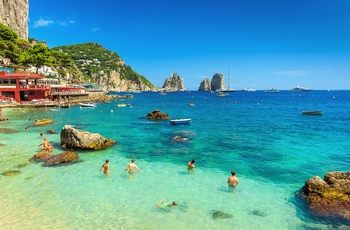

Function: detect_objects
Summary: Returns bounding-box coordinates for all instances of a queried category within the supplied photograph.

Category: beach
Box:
[1,90,350,229]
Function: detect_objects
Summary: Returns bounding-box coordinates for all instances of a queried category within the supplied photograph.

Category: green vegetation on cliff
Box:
[53,42,154,89]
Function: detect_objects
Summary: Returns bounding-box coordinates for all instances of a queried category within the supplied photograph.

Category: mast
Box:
[228,67,230,89]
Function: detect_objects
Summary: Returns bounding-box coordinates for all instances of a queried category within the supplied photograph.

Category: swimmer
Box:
[228,170,239,188]
[39,138,53,152]
[188,159,195,170]
[125,159,141,173]
[156,201,177,208]
[99,159,110,174]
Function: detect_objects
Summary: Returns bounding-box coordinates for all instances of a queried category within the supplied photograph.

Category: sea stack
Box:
[198,78,211,91]
[162,72,186,92]
[211,73,226,91]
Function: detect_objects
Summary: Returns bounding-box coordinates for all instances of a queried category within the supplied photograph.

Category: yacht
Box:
[264,88,279,93]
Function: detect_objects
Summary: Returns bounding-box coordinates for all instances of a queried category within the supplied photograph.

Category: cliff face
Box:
[198,78,211,91]
[162,72,186,91]
[211,73,226,91]
[0,0,28,40]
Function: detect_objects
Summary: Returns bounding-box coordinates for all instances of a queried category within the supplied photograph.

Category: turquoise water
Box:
[0,90,349,229]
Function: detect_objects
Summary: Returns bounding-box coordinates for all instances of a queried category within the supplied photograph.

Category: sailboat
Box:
[221,67,235,92]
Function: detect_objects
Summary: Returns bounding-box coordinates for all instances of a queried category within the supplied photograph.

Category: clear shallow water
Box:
[0,90,350,229]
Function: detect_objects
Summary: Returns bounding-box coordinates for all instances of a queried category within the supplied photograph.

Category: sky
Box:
[28,0,350,90]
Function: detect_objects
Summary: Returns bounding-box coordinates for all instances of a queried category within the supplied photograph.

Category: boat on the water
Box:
[264,88,279,93]
[291,86,311,91]
[79,103,96,107]
[302,110,323,115]
[216,92,229,97]
[170,118,191,125]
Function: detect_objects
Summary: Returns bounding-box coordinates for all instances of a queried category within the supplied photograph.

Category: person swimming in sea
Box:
[228,170,239,188]
[99,159,110,174]
[188,159,195,170]
[156,201,177,208]
[125,159,141,173]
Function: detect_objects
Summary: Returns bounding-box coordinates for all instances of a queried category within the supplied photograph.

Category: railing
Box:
[50,90,87,95]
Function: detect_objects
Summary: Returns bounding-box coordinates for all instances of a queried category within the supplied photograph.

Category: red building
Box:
[0,71,51,102]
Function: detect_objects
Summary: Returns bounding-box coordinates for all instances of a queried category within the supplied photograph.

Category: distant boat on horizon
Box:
[264,88,279,93]
[290,86,311,91]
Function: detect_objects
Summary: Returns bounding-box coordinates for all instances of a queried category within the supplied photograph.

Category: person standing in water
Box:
[125,159,141,173]
[99,159,110,174]
[228,170,239,188]
[188,159,195,170]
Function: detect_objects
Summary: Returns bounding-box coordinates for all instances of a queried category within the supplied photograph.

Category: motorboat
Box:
[170,118,191,125]
[216,92,229,97]
[264,88,279,93]
[79,102,96,107]
[302,110,323,115]
[291,86,311,91]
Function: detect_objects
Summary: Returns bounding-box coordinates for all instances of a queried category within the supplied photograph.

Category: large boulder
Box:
[60,125,116,150]
[211,73,226,91]
[30,151,54,162]
[33,119,53,126]
[300,171,350,221]
[42,151,80,166]
[162,72,186,92]
[146,110,169,120]
[198,78,211,91]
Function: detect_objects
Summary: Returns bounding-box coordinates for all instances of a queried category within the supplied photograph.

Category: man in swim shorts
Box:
[228,170,239,188]
[99,159,110,174]
[125,159,141,173]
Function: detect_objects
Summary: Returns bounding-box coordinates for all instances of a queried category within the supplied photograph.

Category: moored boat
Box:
[302,110,323,115]
[79,102,96,107]
[216,92,229,97]
[170,118,191,125]
[264,88,279,93]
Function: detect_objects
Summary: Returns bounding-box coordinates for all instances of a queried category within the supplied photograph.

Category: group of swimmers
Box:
[98,158,239,209]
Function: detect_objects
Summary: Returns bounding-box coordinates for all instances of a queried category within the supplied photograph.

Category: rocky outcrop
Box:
[162,73,186,91]
[198,78,211,91]
[211,73,226,91]
[146,110,169,120]
[210,210,233,219]
[2,170,21,176]
[60,125,116,150]
[42,151,80,166]
[30,151,54,162]
[0,0,28,39]
[33,119,53,127]
[300,171,350,221]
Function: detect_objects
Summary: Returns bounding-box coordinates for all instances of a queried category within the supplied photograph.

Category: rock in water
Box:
[198,78,211,91]
[300,171,350,221]
[30,151,54,162]
[2,170,21,176]
[146,110,169,120]
[60,125,116,150]
[210,210,233,219]
[42,151,80,166]
[211,73,226,91]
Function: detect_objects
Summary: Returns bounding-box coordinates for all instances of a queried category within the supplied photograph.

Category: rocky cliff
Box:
[162,72,186,91]
[211,73,226,91]
[0,0,28,40]
[198,78,211,91]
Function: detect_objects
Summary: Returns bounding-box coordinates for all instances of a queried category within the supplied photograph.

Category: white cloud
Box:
[69,20,75,24]
[59,22,68,26]
[92,27,100,32]
[273,70,310,77]
[33,18,54,28]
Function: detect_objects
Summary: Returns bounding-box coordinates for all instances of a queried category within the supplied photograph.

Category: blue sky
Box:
[28,0,350,90]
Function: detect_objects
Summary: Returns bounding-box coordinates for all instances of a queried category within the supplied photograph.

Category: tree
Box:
[18,43,55,73]
[0,23,21,63]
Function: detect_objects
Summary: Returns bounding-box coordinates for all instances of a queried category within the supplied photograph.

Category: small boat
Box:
[79,102,96,107]
[302,110,323,115]
[291,86,311,91]
[264,88,279,93]
[118,103,126,107]
[60,104,70,108]
[216,92,229,97]
[170,118,191,125]
[188,103,195,106]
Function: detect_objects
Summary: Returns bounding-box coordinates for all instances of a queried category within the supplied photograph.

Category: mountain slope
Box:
[53,42,156,91]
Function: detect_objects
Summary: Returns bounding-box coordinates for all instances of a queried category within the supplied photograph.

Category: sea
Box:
[0,90,349,230]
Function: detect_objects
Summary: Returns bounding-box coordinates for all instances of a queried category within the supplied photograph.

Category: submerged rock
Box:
[16,163,29,168]
[42,151,80,166]
[60,125,116,150]
[300,171,350,221]
[146,110,169,120]
[30,151,54,162]
[2,170,21,176]
[248,209,267,217]
[33,119,53,126]
[210,210,233,219]
[0,128,19,134]
[171,135,190,144]
[46,129,57,134]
